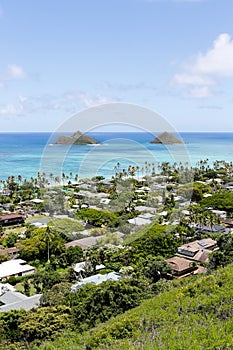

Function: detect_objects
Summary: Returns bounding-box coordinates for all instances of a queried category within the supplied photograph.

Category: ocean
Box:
[0,132,233,181]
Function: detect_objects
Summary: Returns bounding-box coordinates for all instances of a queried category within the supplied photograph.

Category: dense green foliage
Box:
[209,233,233,270]
[0,306,71,347]
[48,218,85,240]
[177,182,212,202]
[36,263,233,350]
[128,224,181,260]
[17,227,65,262]
[68,278,150,331]
[200,191,233,213]
[77,208,120,227]
[0,278,150,349]
[2,161,233,350]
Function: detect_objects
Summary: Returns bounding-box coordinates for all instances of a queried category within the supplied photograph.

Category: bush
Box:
[77,208,120,228]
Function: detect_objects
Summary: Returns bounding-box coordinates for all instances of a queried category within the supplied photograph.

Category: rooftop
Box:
[0,259,35,279]
[65,235,106,249]
[0,213,23,220]
[0,291,42,312]
[166,256,193,272]
[71,272,121,292]
[178,238,217,253]
[177,238,218,262]
[128,217,152,226]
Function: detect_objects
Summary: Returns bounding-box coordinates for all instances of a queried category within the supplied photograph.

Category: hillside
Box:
[55,131,99,145]
[150,131,184,144]
[36,263,233,350]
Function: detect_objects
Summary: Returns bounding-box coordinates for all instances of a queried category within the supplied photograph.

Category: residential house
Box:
[0,213,24,226]
[176,238,218,263]
[0,259,35,280]
[0,247,19,259]
[65,231,124,250]
[134,206,157,214]
[0,290,41,312]
[73,261,105,279]
[71,272,122,292]
[195,225,225,234]
[128,212,154,226]
[221,218,233,229]
[65,235,106,250]
[210,210,227,219]
[166,256,205,278]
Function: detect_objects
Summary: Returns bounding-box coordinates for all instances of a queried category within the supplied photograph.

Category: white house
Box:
[71,272,121,292]
[0,259,35,280]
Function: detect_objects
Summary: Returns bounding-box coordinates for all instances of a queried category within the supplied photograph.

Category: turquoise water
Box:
[0,132,233,180]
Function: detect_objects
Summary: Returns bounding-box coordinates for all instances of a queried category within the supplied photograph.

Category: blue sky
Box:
[0,0,233,131]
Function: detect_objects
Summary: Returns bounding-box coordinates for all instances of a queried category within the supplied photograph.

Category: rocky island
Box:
[55,131,99,145]
[150,131,184,144]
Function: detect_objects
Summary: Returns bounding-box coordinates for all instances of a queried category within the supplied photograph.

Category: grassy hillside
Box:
[37,264,233,350]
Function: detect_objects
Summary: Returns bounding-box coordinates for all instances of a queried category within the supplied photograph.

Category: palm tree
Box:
[49,173,54,185]
[17,175,22,185]
[43,226,55,263]
[54,176,60,185]
[62,172,67,185]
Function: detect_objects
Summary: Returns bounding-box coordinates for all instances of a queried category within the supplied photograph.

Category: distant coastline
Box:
[0,132,233,180]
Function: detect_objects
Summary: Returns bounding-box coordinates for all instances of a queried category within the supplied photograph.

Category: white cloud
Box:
[8,64,27,79]
[185,86,212,99]
[194,34,233,77]
[102,81,157,92]
[0,103,24,116]
[0,64,27,88]
[172,33,233,98]
[173,73,213,86]
[64,91,113,108]
[0,91,114,117]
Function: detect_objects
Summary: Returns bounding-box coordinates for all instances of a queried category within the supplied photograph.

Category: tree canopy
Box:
[77,208,120,227]
[200,191,233,212]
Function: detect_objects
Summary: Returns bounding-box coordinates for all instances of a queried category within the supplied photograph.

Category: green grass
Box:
[26,215,51,224]
[15,278,37,295]
[48,218,85,235]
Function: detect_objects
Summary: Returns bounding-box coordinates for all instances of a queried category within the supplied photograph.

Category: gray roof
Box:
[29,218,51,225]
[128,217,152,226]
[71,272,121,292]
[0,291,42,312]
[0,291,27,305]
[0,283,15,295]
[65,235,106,249]
[138,213,155,220]
[134,206,157,213]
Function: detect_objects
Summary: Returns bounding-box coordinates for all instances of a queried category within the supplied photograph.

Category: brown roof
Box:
[166,257,192,272]
[192,249,211,263]
[0,247,19,255]
[221,218,233,226]
[178,238,217,253]
[0,213,23,220]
